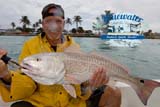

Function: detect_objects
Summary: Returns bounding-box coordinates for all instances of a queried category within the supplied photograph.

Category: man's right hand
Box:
[0,49,10,80]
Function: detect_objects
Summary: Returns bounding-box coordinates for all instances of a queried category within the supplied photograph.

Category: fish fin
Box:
[133,78,160,105]
[64,74,82,84]
[63,84,77,98]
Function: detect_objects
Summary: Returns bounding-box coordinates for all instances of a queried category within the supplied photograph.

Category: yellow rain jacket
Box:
[0,34,91,107]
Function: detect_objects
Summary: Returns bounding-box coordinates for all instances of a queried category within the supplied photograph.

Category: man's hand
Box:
[0,49,10,80]
[89,67,109,88]
[89,67,121,107]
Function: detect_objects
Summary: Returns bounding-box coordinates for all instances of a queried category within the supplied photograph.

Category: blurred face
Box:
[42,8,65,40]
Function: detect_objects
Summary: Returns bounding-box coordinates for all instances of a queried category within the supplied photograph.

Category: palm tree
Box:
[32,22,40,32]
[32,24,36,32]
[11,22,16,29]
[33,24,36,28]
[73,15,82,29]
[35,22,39,28]
[38,19,42,25]
[20,16,30,30]
[65,18,72,32]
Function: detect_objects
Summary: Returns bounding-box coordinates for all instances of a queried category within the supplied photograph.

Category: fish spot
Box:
[10,96,12,99]
[140,80,144,83]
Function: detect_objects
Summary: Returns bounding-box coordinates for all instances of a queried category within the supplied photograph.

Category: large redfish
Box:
[21,49,160,106]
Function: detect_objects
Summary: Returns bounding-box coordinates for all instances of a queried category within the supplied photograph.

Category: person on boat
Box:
[0,3,121,107]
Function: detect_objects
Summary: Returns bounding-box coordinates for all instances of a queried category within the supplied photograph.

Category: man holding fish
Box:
[0,3,122,107]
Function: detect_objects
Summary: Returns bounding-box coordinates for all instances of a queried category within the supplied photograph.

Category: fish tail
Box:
[133,78,160,105]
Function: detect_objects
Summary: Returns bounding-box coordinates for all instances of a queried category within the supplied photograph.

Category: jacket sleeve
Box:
[0,41,37,102]
[0,71,37,102]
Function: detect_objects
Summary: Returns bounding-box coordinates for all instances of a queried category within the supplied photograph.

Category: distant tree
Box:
[11,22,16,29]
[144,29,154,39]
[35,19,43,32]
[32,24,36,32]
[25,28,34,33]
[71,28,77,33]
[85,30,93,34]
[38,19,42,24]
[32,24,36,28]
[35,22,39,28]
[20,16,30,31]
[32,21,41,33]
[37,27,43,33]
[77,27,84,33]
[16,27,23,31]
[148,29,152,33]
[65,18,72,32]
[73,15,82,29]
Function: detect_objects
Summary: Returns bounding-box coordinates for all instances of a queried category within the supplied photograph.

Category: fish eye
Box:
[36,58,41,61]
[140,79,144,83]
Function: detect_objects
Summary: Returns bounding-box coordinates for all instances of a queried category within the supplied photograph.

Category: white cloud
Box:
[0,0,159,32]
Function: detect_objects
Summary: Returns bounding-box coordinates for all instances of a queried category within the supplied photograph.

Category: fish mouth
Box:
[20,62,33,71]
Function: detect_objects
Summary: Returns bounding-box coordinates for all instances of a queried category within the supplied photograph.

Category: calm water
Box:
[0,36,160,79]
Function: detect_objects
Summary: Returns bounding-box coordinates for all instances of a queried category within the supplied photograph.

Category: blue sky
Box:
[0,0,159,32]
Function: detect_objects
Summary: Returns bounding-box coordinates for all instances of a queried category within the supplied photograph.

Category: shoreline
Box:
[0,33,100,38]
[0,33,160,39]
